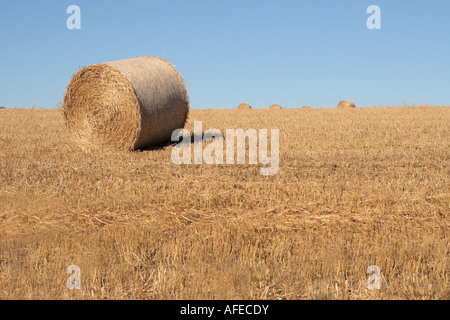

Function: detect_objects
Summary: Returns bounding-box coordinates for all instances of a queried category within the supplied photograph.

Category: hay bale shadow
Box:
[137,131,225,152]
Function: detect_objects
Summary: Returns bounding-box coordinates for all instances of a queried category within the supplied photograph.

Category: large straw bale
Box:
[238,103,252,110]
[337,100,356,109]
[63,56,189,151]
[270,104,282,110]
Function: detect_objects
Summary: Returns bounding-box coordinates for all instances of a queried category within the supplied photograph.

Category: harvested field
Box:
[0,107,448,300]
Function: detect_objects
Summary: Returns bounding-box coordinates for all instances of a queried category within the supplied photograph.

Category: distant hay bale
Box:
[302,106,312,110]
[238,103,252,110]
[337,100,356,109]
[63,56,189,151]
[270,104,282,110]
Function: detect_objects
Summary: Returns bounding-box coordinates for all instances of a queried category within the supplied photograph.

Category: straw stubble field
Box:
[0,107,448,299]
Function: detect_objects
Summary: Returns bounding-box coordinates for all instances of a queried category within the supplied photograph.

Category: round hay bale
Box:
[63,56,189,151]
[270,104,282,110]
[302,106,312,110]
[238,103,252,110]
[337,100,356,109]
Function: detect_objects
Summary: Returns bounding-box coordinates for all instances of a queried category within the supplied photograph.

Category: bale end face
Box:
[63,64,142,152]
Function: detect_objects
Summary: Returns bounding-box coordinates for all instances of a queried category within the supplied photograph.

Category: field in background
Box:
[0,107,448,299]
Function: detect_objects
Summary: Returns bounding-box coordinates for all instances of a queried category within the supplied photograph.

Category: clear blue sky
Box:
[1,0,449,109]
